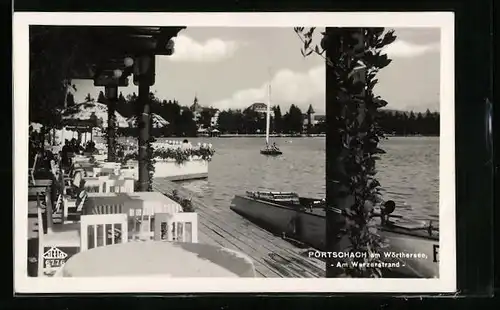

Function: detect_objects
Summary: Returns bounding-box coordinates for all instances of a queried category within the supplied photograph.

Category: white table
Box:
[57,241,256,277]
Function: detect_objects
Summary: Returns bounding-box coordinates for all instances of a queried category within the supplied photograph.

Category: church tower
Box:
[190,94,202,112]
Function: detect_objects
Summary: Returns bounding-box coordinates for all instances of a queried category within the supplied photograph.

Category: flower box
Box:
[126,158,209,181]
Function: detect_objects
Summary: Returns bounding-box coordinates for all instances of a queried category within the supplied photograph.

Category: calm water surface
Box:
[151,136,439,222]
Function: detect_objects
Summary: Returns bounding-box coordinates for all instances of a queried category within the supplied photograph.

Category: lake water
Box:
[151,136,439,222]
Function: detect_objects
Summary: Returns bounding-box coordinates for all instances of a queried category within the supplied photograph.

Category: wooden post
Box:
[45,185,54,234]
[325,27,366,277]
[138,82,151,191]
[105,85,118,162]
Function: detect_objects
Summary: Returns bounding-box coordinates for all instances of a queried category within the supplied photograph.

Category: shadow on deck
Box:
[153,178,326,278]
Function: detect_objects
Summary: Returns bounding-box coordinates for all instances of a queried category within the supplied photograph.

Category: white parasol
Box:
[61,100,129,128]
[29,122,43,133]
[128,113,170,129]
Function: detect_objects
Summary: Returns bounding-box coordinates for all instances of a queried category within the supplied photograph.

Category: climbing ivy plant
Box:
[295,27,397,277]
[146,135,156,192]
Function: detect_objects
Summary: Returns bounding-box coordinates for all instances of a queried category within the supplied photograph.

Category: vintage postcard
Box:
[13,12,455,293]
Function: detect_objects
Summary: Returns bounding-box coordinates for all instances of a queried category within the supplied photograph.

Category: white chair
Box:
[82,177,104,193]
[94,176,111,192]
[62,190,87,224]
[71,170,84,188]
[50,159,58,177]
[51,193,64,223]
[80,214,128,251]
[104,179,125,193]
[93,154,107,162]
[120,167,136,180]
[28,153,38,185]
[154,212,198,243]
[73,156,90,163]
[99,162,121,175]
[128,204,154,241]
[104,179,134,193]
[93,203,125,215]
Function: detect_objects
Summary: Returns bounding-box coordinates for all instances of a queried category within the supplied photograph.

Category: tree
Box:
[178,108,197,136]
[315,120,327,134]
[415,112,424,134]
[199,108,215,129]
[408,111,416,135]
[284,104,304,134]
[66,92,76,107]
[116,92,129,117]
[85,93,93,102]
[272,105,282,133]
[156,99,182,136]
[295,27,396,278]
[242,108,261,134]
[217,109,240,133]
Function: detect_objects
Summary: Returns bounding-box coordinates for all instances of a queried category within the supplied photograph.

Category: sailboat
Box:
[260,82,282,156]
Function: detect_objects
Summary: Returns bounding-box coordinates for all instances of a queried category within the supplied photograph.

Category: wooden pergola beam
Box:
[41,25,186,190]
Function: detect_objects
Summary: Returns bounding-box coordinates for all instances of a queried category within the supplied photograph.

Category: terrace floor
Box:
[26,180,326,278]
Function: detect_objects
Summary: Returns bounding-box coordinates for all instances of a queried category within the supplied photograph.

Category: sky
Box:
[72,27,440,114]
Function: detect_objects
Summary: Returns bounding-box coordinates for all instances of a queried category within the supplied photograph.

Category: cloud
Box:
[383,40,440,58]
[211,66,325,112]
[169,35,239,62]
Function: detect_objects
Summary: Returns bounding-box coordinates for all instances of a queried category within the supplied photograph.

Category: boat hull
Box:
[230,195,439,278]
[260,150,282,156]
[126,159,208,181]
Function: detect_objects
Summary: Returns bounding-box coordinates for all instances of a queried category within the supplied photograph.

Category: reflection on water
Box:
[153,136,440,222]
[377,137,440,221]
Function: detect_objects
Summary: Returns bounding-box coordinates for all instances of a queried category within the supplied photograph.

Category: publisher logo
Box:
[42,247,68,259]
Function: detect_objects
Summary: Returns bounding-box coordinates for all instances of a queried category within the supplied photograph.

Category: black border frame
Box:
[5,0,496,307]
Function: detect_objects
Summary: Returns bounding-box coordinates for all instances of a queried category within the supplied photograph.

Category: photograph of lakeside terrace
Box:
[24,25,441,280]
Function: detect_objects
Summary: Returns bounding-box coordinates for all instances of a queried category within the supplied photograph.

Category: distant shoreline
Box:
[217,134,326,138]
[214,134,439,138]
[109,134,439,140]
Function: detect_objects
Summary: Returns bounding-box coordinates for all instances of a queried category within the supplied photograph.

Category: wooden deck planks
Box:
[153,179,325,269]
[153,179,325,277]
[153,182,282,277]
[153,178,326,278]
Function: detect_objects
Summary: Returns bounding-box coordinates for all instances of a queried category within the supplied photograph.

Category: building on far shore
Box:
[313,115,326,124]
[190,95,203,122]
[190,95,221,130]
[210,110,220,128]
[303,113,326,130]
[247,102,274,117]
[302,106,325,125]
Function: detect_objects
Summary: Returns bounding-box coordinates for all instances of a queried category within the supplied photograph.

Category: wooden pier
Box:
[152,179,326,278]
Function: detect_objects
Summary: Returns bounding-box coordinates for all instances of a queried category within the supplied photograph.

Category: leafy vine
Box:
[102,99,120,162]
[146,136,156,192]
[295,27,396,277]
[167,189,195,212]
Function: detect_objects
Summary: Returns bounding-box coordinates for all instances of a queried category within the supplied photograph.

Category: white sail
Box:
[265,84,271,145]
